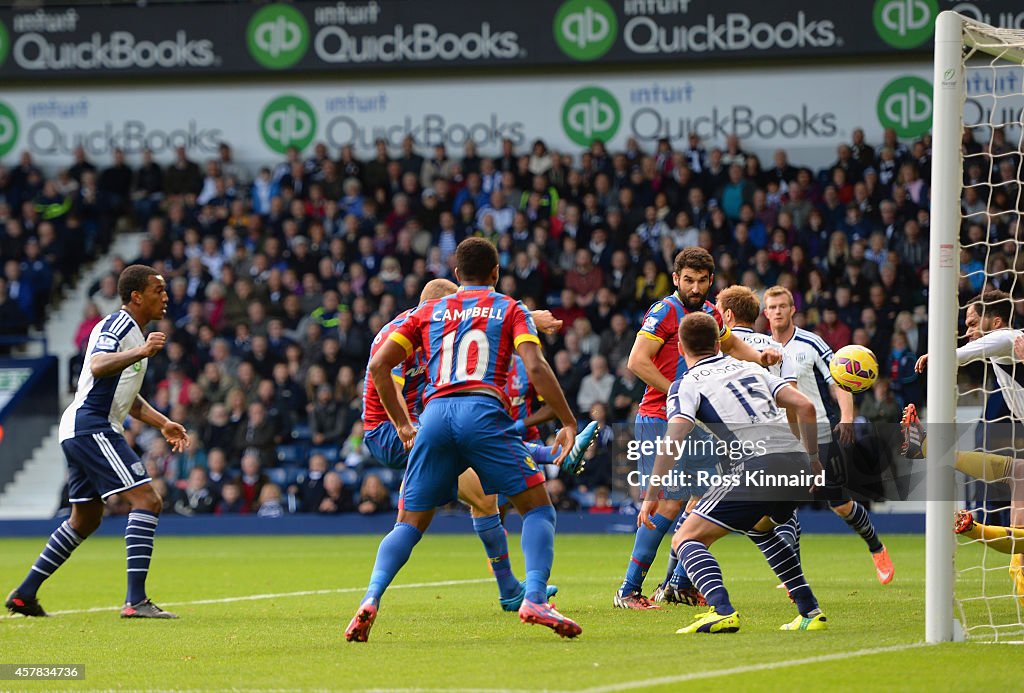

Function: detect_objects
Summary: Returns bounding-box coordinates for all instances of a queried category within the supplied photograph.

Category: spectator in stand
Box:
[216,481,245,515]
[317,471,355,514]
[238,451,268,513]
[577,354,614,414]
[309,384,348,448]
[565,249,604,307]
[291,453,329,512]
[546,477,580,512]
[256,484,285,518]
[73,302,102,352]
[233,402,279,469]
[173,467,216,516]
[356,474,392,515]
[859,377,901,425]
[816,305,852,353]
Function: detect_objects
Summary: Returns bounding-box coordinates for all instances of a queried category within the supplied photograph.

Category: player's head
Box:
[763,285,796,334]
[118,264,167,322]
[419,278,458,303]
[969,289,1013,335]
[716,285,760,329]
[454,237,500,287]
[672,247,715,311]
[677,312,720,362]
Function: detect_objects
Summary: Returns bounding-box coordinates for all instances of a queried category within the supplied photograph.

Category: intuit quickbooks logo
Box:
[260,95,316,154]
[877,76,932,138]
[247,3,310,69]
[562,86,619,146]
[0,19,9,67]
[0,102,19,157]
[873,0,936,49]
[554,0,617,61]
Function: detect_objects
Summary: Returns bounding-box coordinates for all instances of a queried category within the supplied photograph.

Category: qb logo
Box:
[877,76,932,138]
[561,86,620,147]
[260,95,317,154]
[873,0,937,49]
[247,3,310,69]
[0,102,19,158]
[553,0,617,61]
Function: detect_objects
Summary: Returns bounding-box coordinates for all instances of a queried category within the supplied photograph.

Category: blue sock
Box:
[619,513,672,596]
[750,530,819,617]
[841,502,884,554]
[526,443,560,464]
[774,514,802,563]
[364,522,423,603]
[18,520,83,598]
[125,510,158,605]
[678,540,735,615]
[520,505,556,604]
[472,513,521,599]
[664,512,693,589]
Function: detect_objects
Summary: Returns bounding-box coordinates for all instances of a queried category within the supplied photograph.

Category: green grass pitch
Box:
[2,532,1023,690]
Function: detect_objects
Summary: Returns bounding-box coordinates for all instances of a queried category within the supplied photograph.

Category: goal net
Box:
[931,11,1024,643]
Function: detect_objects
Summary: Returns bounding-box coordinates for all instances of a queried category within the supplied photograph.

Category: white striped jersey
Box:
[59,309,147,441]
[776,327,836,444]
[667,354,805,462]
[730,326,797,382]
[957,328,1024,421]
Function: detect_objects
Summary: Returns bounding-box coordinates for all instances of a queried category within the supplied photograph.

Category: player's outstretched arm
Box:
[517,341,576,466]
[91,332,165,379]
[369,339,416,449]
[626,334,672,394]
[639,418,693,529]
[530,310,563,335]
[776,386,821,479]
[914,353,928,373]
[130,395,190,453]
[721,333,780,367]
[520,404,556,430]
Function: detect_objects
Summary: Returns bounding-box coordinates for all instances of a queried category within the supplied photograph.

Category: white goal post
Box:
[929,11,1024,643]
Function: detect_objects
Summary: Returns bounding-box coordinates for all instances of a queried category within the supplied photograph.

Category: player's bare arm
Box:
[639,417,694,530]
[722,333,781,368]
[831,384,855,445]
[129,395,190,453]
[776,386,821,473]
[627,333,673,394]
[370,338,417,449]
[516,340,576,467]
[522,403,556,428]
[90,331,165,379]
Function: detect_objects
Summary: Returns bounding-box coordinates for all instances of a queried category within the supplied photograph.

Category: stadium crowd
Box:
[0,123,1011,516]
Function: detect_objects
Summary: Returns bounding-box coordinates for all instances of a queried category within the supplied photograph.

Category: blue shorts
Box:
[400,395,545,513]
[635,415,721,501]
[693,453,811,535]
[62,431,150,503]
[365,422,411,470]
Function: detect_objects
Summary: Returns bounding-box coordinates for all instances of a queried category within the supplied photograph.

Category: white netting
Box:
[953,16,1024,642]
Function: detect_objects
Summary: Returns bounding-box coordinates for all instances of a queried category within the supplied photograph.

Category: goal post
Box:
[926,9,961,645]
[929,11,1024,643]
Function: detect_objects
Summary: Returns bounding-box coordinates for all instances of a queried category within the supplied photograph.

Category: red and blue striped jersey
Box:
[636,294,730,419]
[362,309,427,430]
[505,354,542,441]
[390,286,540,407]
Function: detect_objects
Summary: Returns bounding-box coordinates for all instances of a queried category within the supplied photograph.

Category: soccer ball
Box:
[829,345,879,394]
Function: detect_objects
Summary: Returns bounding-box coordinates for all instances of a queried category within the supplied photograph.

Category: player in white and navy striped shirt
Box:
[763,285,894,585]
[5,265,190,620]
[639,312,829,633]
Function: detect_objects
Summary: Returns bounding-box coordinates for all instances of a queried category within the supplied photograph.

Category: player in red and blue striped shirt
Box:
[346,238,583,641]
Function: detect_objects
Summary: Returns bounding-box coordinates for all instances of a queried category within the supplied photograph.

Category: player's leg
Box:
[457,468,529,607]
[823,438,893,583]
[460,396,580,637]
[117,481,176,618]
[347,404,457,643]
[6,488,102,617]
[670,512,738,633]
[657,431,721,604]
[616,416,678,608]
[748,513,827,630]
